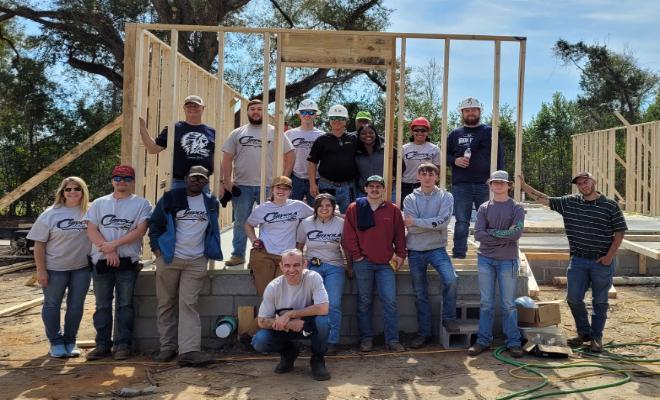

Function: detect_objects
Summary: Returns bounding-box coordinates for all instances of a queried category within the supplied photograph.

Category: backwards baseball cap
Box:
[572,171,594,184]
[355,111,372,121]
[365,175,385,186]
[297,99,319,112]
[112,165,135,178]
[184,95,205,106]
[188,165,209,180]
[272,176,293,188]
[487,170,511,184]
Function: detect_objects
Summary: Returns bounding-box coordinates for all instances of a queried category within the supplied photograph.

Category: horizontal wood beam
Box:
[620,239,660,260]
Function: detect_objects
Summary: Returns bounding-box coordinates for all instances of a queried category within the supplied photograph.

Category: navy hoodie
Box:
[446,124,504,184]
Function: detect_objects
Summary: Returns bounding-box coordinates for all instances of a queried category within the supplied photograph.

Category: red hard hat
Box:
[410,117,431,130]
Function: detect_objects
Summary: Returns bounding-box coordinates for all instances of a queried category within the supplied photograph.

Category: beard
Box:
[248,115,262,125]
[463,115,480,126]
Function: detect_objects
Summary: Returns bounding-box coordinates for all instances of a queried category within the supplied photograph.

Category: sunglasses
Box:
[412,128,428,133]
[112,176,135,183]
[329,116,346,121]
[300,110,316,116]
[64,187,82,192]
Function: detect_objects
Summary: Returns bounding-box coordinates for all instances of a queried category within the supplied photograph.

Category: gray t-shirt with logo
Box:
[222,123,294,186]
[258,269,329,318]
[296,215,344,267]
[402,142,441,183]
[247,199,313,255]
[84,194,152,263]
[27,205,91,271]
[285,126,325,179]
[174,195,209,260]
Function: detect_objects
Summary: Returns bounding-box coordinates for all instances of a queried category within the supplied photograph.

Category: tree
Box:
[554,39,660,129]
[643,90,660,122]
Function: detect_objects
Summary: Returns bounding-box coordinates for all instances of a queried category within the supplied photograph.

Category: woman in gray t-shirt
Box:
[26,177,93,358]
[296,194,346,352]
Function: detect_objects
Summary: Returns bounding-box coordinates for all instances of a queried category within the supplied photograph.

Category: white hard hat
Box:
[327,104,349,118]
[458,97,483,111]
[297,99,319,112]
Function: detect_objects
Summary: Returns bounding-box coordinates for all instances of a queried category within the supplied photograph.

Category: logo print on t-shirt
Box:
[264,211,299,223]
[457,135,473,145]
[307,230,341,242]
[291,137,316,148]
[176,209,208,222]
[405,151,433,161]
[181,132,210,157]
[101,214,135,230]
[56,218,87,231]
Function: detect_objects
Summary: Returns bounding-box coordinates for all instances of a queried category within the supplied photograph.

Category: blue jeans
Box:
[42,267,91,345]
[408,248,458,337]
[476,255,521,348]
[291,174,316,206]
[353,259,399,343]
[566,256,614,340]
[318,180,354,214]
[92,266,139,348]
[171,179,210,194]
[231,185,267,258]
[451,182,489,257]
[310,262,346,344]
[252,315,329,355]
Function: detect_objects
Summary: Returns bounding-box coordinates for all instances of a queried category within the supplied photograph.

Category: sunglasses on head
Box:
[64,187,82,192]
[329,116,346,121]
[112,176,135,183]
[300,110,316,116]
[412,128,428,133]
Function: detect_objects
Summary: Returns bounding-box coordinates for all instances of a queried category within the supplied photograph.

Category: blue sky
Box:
[383,0,660,122]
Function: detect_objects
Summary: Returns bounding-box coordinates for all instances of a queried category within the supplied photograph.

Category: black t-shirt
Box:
[307,133,357,182]
[156,121,216,179]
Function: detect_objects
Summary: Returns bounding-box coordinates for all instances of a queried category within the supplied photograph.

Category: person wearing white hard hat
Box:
[286,99,326,206]
[446,97,504,259]
[307,104,358,214]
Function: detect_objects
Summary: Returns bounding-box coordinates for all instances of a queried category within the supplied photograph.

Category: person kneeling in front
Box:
[251,249,331,381]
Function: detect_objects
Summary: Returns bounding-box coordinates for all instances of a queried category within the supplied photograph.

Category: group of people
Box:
[26,93,627,382]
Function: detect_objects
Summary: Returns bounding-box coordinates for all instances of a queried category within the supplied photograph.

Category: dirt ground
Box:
[0,268,658,400]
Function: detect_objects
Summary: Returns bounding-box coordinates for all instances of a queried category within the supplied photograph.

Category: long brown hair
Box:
[53,176,90,215]
[312,193,336,220]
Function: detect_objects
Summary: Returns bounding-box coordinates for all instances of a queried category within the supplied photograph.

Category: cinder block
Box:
[133,317,158,339]
[212,274,257,295]
[396,274,415,295]
[198,295,234,317]
[201,316,214,337]
[200,277,211,295]
[394,296,417,317]
[135,296,158,317]
[340,315,352,336]
[399,315,418,333]
[439,322,478,349]
[134,273,157,296]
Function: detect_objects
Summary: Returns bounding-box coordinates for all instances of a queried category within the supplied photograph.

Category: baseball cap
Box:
[365,175,385,186]
[355,111,372,121]
[297,99,319,112]
[572,171,594,184]
[188,165,209,180]
[487,170,511,184]
[271,176,293,188]
[184,95,205,106]
[112,165,135,178]
[327,104,349,119]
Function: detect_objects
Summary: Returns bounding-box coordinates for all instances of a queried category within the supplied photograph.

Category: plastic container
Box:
[464,148,472,159]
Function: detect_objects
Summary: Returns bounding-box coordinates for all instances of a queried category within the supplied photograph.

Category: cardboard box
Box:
[517,301,561,327]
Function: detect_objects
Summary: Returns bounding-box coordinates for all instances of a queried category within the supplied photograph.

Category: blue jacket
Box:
[148,188,222,264]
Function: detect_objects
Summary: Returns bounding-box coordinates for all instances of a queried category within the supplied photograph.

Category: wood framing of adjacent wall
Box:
[121,24,527,206]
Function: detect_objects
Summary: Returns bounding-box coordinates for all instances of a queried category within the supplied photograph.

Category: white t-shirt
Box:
[402,142,441,183]
[174,195,209,260]
[26,205,91,271]
[84,194,152,263]
[296,215,344,267]
[247,199,314,255]
[285,126,325,179]
[222,123,294,186]
[258,269,329,318]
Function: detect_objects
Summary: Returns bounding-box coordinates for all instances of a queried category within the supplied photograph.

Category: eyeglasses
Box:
[329,116,346,121]
[112,176,135,183]
[412,128,428,133]
[64,187,82,192]
[300,110,316,116]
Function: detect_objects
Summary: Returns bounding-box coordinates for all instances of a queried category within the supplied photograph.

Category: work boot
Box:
[86,346,112,361]
[274,343,299,374]
[113,345,132,360]
[359,338,373,352]
[443,320,461,333]
[387,341,406,352]
[178,351,214,367]
[310,354,331,381]
[154,349,177,362]
[508,346,524,358]
[567,334,592,347]
[468,343,489,357]
[409,335,428,349]
[590,338,603,353]
[224,256,245,266]
[65,343,81,357]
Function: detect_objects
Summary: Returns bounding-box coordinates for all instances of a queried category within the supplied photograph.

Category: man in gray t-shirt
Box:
[252,249,331,381]
[221,99,295,266]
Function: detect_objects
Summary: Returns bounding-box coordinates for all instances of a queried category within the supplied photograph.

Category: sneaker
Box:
[468,343,489,357]
[86,346,112,361]
[567,334,592,347]
[443,320,461,333]
[325,344,339,356]
[178,351,214,367]
[154,349,177,362]
[224,256,245,266]
[508,346,524,358]
[359,338,373,352]
[113,345,131,360]
[49,344,68,358]
[310,355,331,381]
[409,335,429,349]
[387,341,405,352]
[65,343,81,357]
[274,344,299,374]
[590,338,603,353]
